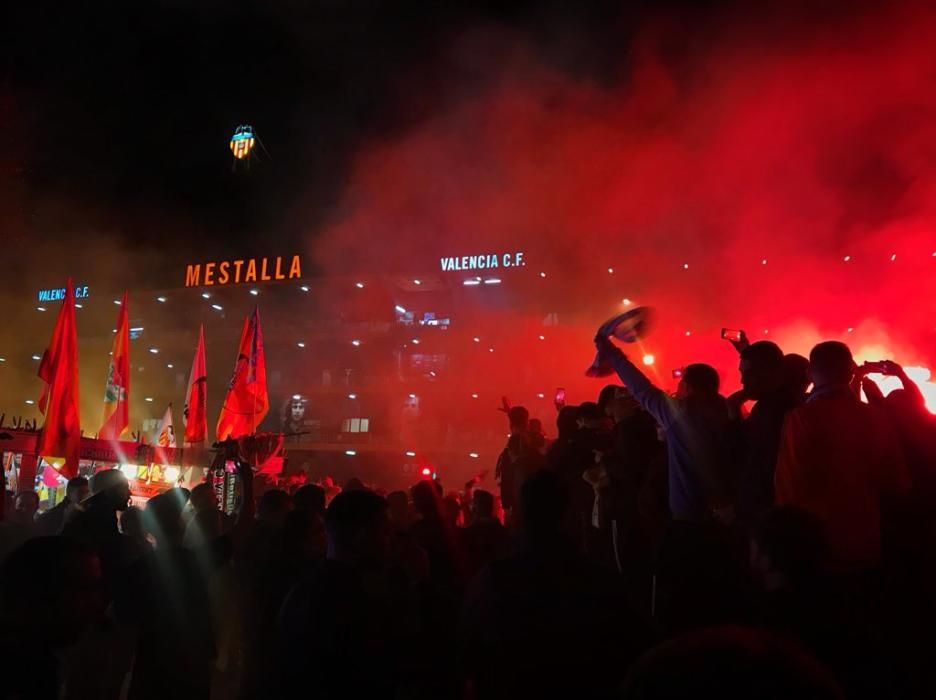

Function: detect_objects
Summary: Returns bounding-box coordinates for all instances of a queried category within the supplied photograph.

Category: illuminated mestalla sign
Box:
[439,252,525,271]
[185,255,302,287]
[38,286,90,302]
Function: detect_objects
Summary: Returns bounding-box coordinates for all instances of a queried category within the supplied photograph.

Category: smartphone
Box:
[672,368,685,379]
[721,328,743,342]
[554,388,566,409]
[862,361,887,374]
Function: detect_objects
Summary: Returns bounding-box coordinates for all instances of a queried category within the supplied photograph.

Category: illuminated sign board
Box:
[37,286,90,302]
[184,255,302,287]
[439,252,525,272]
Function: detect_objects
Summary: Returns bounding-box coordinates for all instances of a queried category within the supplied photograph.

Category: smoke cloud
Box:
[312,1,936,404]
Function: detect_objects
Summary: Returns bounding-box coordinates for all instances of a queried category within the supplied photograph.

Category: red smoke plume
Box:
[312,2,936,412]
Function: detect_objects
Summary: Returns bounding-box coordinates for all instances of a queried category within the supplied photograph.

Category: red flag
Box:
[184,325,208,444]
[37,279,81,478]
[99,291,130,440]
[216,307,268,441]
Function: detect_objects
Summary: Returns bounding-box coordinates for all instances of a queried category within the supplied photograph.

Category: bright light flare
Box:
[120,464,138,479]
[642,354,655,366]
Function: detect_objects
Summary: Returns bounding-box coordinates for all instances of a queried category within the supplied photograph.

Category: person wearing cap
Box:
[35,476,89,537]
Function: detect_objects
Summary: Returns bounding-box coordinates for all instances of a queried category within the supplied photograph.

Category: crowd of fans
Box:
[1,331,935,699]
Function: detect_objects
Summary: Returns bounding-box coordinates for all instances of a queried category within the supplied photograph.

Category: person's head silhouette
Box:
[739,341,784,401]
[809,342,854,389]
[325,490,390,567]
[677,364,721,401]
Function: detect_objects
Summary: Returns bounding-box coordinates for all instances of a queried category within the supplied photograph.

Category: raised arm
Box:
[596,335,676,429]
[883,361,926,407]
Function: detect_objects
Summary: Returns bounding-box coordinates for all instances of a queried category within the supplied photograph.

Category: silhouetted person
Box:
[783,353,811,400]
[278,490,417,699]
[868,360,936,497]
[344,476,366,492]
[241,488,292,574]
[735,341,800,526]
[386,489,413,532]
[0,492,40,563]
[126,490,215,700]
[527,417,547,453]
[495,405,532,516]
[601,386,664,593]
[411,479,465,591]
[596,336,738,632]
[62,469,133,585]
[292,483,327,517]
[385,490,429,586]
[776,341,908,574]
[460,470,650,700]
[597,337,735,522]
[621,626,843,700]
[0,537,106,700]
[189,481,218,514]
[460,489,511,578]
[35,476,88,537]
[544,404,580,479]
[241,505,326,700]
[119,505,152,557]
[565,401,614,533]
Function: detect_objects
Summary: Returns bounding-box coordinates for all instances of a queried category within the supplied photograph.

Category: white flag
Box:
[156,404,176,448]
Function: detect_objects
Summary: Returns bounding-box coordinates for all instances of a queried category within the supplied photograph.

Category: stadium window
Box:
[341,418,370,433]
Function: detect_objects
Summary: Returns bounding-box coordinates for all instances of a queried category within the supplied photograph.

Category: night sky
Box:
[2,0,665,276]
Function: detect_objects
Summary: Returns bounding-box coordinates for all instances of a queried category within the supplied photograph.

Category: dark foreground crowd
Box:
[1,333,935,700]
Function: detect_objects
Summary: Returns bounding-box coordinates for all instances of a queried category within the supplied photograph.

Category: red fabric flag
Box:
[216,307,269,441]
[37,279,81,479]
[99,291,130,440]
[184,325,208,444]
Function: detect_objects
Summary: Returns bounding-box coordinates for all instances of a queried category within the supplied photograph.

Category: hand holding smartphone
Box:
[721,328,749,353]
[721,328,743,342]
[554,388,566,411]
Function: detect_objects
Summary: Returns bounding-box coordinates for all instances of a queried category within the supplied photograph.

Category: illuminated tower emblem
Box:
[230,124,266,170]
[230,125,255,159]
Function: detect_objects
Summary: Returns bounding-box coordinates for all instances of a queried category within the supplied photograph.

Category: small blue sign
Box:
[37,286,90,302]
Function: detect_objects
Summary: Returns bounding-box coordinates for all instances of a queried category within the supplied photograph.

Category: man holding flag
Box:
[217,307,269,440]
[99,291,130,441]
[37,279,82,479]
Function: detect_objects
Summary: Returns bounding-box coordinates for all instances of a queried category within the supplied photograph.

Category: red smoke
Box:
[311,3,936,423]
